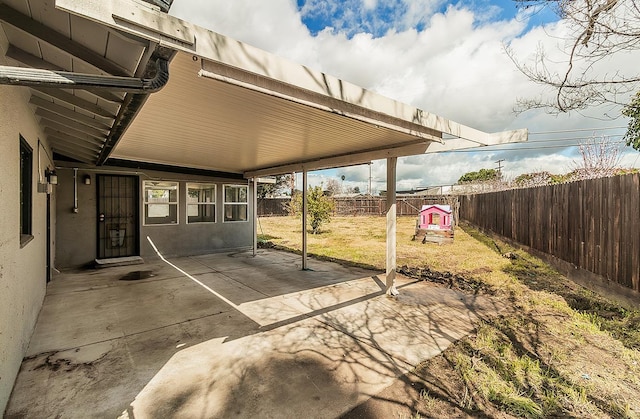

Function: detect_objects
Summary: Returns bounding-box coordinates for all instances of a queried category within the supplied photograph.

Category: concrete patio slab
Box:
[5,249,502,418]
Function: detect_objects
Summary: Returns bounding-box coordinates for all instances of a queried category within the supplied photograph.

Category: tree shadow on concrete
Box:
[120,271,500,418]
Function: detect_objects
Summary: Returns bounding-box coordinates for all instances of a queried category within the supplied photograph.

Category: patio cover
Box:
[50,0,527,177]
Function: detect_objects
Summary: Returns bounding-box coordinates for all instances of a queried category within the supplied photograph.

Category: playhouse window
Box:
[187,183,216,224]
[224,185,248,222]
[143,181,179,225]
[430,213,440,225]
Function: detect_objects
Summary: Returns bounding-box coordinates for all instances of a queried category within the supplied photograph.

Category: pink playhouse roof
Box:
[419,204,452,214]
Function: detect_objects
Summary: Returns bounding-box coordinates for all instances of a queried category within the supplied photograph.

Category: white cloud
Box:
[295,0,443,36]
[362,0,377,11]
[170,0,640,187]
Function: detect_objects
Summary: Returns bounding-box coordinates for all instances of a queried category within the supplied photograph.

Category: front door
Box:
[97,175,139,259]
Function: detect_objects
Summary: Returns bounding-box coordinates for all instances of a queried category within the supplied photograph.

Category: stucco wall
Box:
[54,168,98,267]
[55,165,253,268]
[0,34,54,414]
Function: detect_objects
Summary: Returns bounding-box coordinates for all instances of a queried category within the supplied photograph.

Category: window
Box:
[187,183,216,223]
[20,136,33,244]
[143,181,178,225]
[224,185,248,222]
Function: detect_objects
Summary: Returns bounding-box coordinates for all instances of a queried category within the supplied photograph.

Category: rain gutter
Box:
[0,57,169,93]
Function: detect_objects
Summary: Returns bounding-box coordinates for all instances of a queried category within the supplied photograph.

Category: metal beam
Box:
[386,157,398,296]
[244,141,430,178]
[0,4,130,77]
[31,87,116,118]
[302,170,308,271]
[30,96,113,130]
[252,177,258,257]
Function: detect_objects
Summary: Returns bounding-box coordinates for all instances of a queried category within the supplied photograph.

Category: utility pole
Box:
[495,159,505,178]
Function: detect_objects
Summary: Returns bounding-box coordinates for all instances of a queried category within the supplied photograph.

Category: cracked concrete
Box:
[5,249,503,418]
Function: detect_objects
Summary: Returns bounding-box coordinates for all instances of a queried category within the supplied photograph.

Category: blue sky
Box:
[296,0,558,37]
[170,0,639,192]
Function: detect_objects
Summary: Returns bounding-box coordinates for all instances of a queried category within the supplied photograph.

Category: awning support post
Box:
[302,170,308,270]
[386,157,399,296]
[252,177,258,257]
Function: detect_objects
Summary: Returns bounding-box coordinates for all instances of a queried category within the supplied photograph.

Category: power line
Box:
[526,134,624,143]
[495,159,504,175]
[529,126,627,135]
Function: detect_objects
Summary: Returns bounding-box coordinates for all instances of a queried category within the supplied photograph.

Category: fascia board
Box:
[244,142,429,178]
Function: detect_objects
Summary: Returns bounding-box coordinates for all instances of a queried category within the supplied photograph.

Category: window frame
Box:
[186,182,217,224]
[19,136,33,246]
[142,180,180,226]
[223,184,249,223]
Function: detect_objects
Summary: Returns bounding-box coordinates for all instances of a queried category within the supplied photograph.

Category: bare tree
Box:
[324,178,341,196]
[509,0,640,113]
[571,135,622,179]
[257,174,292,198]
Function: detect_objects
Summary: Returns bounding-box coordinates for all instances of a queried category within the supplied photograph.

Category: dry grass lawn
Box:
[258,215,640,418]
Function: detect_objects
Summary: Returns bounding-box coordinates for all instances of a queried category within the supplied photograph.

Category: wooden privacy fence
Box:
[459,174,640,293]
[333,196,458,217]
[258,196,460,218]
[257,197,290,216]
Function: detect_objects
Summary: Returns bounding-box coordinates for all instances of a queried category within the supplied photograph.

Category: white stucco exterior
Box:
[0,30,55,413]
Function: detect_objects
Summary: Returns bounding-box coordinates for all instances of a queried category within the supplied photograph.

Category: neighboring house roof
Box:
[420,205,452,214]
[1,0,528,175]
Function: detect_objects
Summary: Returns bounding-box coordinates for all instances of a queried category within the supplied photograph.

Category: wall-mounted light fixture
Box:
[46,169,58,185]
[83,174,91,185]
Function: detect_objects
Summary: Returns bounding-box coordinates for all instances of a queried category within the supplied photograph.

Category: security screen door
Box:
[97,175,139,259]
